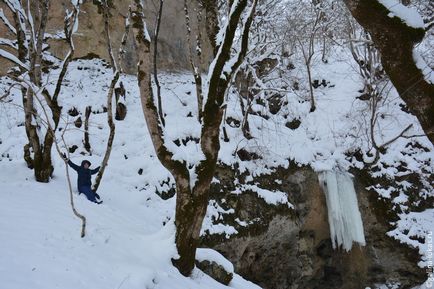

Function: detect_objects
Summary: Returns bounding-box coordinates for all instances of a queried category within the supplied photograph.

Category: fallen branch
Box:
[57,134,87,238]
[31,86,87,238]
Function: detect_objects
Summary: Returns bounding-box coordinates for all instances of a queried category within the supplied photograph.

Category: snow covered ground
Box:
[0,164,259,289]
[0,60,260,289]
[0,47,433,288]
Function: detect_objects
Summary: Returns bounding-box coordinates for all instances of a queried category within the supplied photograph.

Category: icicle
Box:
[318,171,366,251]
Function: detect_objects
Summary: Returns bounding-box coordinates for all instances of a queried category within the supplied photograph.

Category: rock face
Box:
[0,0,212,75]
[203,166,425,289]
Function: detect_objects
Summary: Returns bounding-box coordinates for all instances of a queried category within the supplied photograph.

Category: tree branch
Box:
[131,0,190,183]
[152,0,165,127]
[184,0,204,122]
[0,7,17,34]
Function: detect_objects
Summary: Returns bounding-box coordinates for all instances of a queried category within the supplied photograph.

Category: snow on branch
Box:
[207,0,256,102]
[0,37,18,49]
[152,0,165,127]
[52,2,81,103]
[222,0,257,81]
[0,8,17,34]
[377,0,424,29]
[0,48,28,69]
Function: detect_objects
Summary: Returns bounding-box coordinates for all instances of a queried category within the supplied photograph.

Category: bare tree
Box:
[348,23,415,164]
[92,0,130,193]
[343,0,434,144]
[0,0,80,182]
[130,0,258,276]
[296,6,321,112]
[283,1,326,113]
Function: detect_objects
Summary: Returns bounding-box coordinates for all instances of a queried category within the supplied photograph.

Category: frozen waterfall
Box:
[318,171,366,251]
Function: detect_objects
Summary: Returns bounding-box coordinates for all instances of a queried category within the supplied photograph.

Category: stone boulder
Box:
[196,248,234,285]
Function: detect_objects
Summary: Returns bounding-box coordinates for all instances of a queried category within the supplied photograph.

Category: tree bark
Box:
[343,0,434,144]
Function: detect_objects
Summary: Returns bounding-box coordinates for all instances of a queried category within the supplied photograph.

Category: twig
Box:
[380,124,413,148]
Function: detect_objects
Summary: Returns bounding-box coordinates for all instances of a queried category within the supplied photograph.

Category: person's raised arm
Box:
[67,159,80,172]
[91,166,100,175]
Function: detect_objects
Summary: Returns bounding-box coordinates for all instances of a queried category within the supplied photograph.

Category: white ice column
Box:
[318,171,366,251]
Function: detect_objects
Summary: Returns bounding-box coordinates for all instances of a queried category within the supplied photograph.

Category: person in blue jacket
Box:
[63,154,102,204]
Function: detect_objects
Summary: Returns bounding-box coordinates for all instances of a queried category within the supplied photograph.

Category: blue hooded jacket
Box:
[68,159,100,189]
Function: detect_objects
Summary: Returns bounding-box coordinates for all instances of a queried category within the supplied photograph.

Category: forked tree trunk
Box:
[171,184,208,275]
[131,0,257,276]
[2,0,78,182]
[25,0,53,182]
[343,0,434,144]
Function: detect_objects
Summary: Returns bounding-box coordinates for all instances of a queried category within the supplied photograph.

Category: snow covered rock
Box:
[207,166,426,289]
[196,248,234,285]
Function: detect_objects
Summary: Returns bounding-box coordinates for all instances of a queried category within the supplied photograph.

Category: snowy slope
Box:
[0,59,260,289]
[0,47,433,288]
[0,165,259,289]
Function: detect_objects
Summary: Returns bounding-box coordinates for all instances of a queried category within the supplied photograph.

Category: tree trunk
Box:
[93,72,118,193]
[306,59,316,112]
[199,0,219,55]
[171,183,208,275]
[343,0,434,144]
[33,150,53,182]
[84,106,92,153]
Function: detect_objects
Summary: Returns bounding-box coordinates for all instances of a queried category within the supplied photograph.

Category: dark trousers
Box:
[78,186,99,203]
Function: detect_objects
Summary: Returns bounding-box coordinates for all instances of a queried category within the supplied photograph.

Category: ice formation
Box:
[318,171,366,251]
